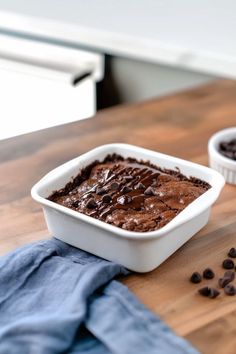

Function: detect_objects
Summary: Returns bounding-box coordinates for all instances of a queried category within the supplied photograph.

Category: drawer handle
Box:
[72,71,92,86]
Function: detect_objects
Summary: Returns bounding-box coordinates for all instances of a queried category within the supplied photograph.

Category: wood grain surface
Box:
[1,80,236,353]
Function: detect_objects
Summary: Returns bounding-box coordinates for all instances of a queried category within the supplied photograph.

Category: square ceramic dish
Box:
[31,144,225,272]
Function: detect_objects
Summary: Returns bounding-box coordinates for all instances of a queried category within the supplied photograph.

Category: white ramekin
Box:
[208,127,236,185]
[31,144,225,272]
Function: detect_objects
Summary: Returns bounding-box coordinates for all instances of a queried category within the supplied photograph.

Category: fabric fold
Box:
[0,238,199,354]
[85,280,198,354]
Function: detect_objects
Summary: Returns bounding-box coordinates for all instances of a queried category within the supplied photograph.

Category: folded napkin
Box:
[0,238,199,354]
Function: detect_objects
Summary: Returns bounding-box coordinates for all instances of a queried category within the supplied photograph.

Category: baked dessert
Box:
[48,154,211,232]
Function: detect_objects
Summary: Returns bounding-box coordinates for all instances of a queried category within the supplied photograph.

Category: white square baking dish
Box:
[31,144,225,272]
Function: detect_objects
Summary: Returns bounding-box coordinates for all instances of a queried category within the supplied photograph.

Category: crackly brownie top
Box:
[48,154,211,232]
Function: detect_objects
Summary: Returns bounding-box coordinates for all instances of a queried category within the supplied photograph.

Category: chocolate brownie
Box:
[48,154,211,232]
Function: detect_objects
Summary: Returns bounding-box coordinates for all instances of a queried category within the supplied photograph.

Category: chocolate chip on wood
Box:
[218,271,235,288]
[222,259,235,269]
[190,272,202,284]
[198,287,220,299]
[228,247,236,258]
[224,284,236,296]
[203,268,215,279]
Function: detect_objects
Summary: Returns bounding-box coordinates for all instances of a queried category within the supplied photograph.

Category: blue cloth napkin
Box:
[0,238,199,354]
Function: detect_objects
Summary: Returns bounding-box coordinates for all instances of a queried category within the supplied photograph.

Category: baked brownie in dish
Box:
[48,154,211,232]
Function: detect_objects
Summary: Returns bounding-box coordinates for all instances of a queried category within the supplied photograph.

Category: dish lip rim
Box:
[208,126,236,169]
[31,143,225,240]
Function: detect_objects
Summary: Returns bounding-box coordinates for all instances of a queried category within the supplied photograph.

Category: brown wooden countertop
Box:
[1,80,236,353]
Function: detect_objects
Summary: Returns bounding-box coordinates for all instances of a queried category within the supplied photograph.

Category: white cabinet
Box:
[0,34,104,140]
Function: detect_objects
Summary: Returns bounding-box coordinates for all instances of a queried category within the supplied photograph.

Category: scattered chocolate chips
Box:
[190,272,202,284]
[198,287,220,298]
[135,182,145,190]
[144,186,155,196]
[219,271,235,288]
[222,258,235,269]
[224,284,236,296]
[102,194,112,203]
[121,186,132,194]
[228,247,236,258]
[86,198,97,209]
[191,247,236,299]
[117,195,132,205]
[203,268,215,279]
[96,186,106,195]
[110,182,120,190]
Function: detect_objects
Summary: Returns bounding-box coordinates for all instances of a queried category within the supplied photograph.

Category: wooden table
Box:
[1,80,236,353]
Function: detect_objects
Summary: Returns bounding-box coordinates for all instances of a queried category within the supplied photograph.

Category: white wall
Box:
[0,0,235,78]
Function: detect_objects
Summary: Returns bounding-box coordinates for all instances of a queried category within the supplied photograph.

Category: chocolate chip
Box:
[86,198,97,209]
[219,277,228,288]
[198,287,220,298]
[190,272,202,284]
[102,194,112,203]
[121,186,132,194]
[224,284,236,296]
[228,247,236,258]
[218,271,235,288]
[198,287,211,297]
[208,288,220,299]
[110,182,119,190]
[222,258,235,269]
[96,187,106,195]
[144,187,155,196]
[117,195,132,205]
[135,182,145,190]
[203,268,215,279]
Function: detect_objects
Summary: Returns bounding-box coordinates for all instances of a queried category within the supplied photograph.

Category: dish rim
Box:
[31,143,225,240]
